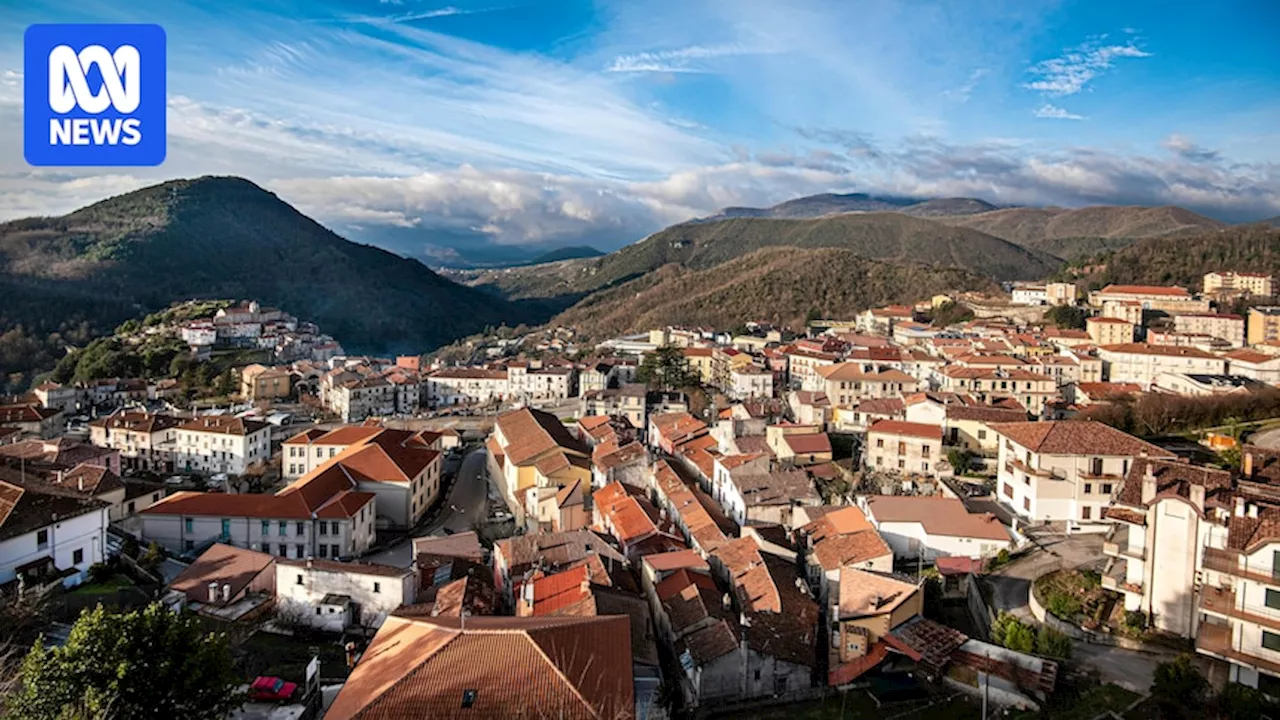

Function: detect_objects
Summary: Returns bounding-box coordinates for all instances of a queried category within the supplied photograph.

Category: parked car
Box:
[248,676,298,703]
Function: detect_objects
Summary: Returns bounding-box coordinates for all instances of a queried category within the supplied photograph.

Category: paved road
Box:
[1073,642,1169,693]
[364,448,490,567]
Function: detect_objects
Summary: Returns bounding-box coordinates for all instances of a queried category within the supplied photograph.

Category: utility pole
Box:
[981,649,990,720]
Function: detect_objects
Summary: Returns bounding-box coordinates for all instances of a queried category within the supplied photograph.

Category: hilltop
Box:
[552,246,999,339]
[707,193,995,221]
[939,205,1226,260]
[0,176,533,387]
[1068,224,1280,289]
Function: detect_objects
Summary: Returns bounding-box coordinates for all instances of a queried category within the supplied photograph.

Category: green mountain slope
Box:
[1069,225,1280,288]
[0,177,532,371]
[553,246,999,339]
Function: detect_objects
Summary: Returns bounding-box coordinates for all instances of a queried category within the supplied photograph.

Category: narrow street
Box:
[364,448,491,567]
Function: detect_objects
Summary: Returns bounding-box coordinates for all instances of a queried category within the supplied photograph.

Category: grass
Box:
[68,574,136,596]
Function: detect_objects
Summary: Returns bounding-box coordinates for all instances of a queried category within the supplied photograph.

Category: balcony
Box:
[1103,538,1146,562]
[1010,458,1052,478]
[1101,559,1142,595]
[1199,584,1280,633]
[1202,547,1280,588]
[1197,622,1280,676]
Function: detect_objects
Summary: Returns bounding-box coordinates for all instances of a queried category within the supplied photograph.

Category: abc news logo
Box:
[24,24,166,167]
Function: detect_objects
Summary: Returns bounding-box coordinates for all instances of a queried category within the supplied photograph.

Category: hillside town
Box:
[4,271,1280,719]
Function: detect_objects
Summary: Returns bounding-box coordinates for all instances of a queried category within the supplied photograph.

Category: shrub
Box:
[86,562,115,585]
[992,613,1035,653]
[1152,654,1209,716]
[1045,590,1083,620]
[138,541,165,573]
[120,535,140,559]
[1122,610,1148,633]
[1035,627,1072,659]
[989,549,1012,569]
[1217,682,1280,719]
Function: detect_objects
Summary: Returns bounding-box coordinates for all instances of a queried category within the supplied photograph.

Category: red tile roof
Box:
[1099,284,1191,297]
[867,420,942,441]
[988,421,1172,457]
[864,496,1011,541]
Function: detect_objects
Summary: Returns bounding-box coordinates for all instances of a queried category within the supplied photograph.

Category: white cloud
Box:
[605,44,772,73]
[1032,103,1084,120]
[1025,38,1151,96]
[942,68,989,102]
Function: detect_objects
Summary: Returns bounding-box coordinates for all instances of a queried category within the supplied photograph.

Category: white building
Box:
[181,321,218,347]
[1224,350,1280,386]
[275,557,416,631]
[0,474,109,589]
[173,416,271,476]
[89,411,182,473]
[1098,343,1227,389]
[425,368,510,406]
[859,495,1013,561]
[1174,313,1246,348]
[863,420,945,477]
[729,365,774,400]
[1011,285,1048,306]
[990,420,1172,526]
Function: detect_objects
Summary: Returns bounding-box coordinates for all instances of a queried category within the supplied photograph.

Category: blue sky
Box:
[1,0,1277,260]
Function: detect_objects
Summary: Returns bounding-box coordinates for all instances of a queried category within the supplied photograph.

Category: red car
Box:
[248,676,298,703]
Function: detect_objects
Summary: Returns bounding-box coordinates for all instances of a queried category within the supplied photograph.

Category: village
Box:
[3,271,1280,718]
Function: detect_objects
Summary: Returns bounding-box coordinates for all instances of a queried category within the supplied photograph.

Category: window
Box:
[875,438,884,449]
[319,545,328,558]
[1102,483,1113,495]
[73,548,84,565]
[331,544,340,558]
[1023,497,1030,511]
[315,608,322,615]
[296,522,305,536]
[296,574,304,586]
[319,523,328,536]
[36,529,49,550]
[316,448,322,457]
[1266,589,1280,611]
[1002,483,1013,499]
[922,444,931,456]
[373,582,381,594]
[1090,458,1104,476]
[898,459,905,469]
[184,518,193,533]
[753,669,761,681]
[1084,483,1093,495]
[1264,631,1280,652]
[897,441,906,455]
[296,544,305,558]
[1081,507,1092,520]
[331,521,340,535]
[278,521,287,536]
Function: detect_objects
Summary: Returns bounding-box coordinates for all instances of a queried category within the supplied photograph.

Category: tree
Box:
[1034,626,1072,659]
[920,570,944,619]
[1151,654,1209,718]
[6,604,241,720]
[947,448,973,475]
[1043,305,1087,330]
[991,613,1035,653]
[637,345,698,392]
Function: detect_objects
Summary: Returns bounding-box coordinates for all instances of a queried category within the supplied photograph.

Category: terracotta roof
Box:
[655,568,717,603]
[725,467,817,508]
[555,479,585,509]
[307,425,385,446]
[495,408,588,467]
[1098,343,1220,359]
[864,496,1011,541]
[593,441,646,472]
[837,568,919,620]
[51,463,124,497]
[526,565,595,616]
[803,505,874,540]
[849,398,905,417]
[812,530,892,571]
[1114,458,1234,510]
[817,364,916,384]
[1075,382,1142,398]
[278,557,411,578]
[429,367,508,380]
[283,428,329,445]
[0,404,58,424]
[643,549,709,574]
[784,433,832,455]
[652,461,728,553]
[867,420,942,441]
[593,482,658,546]
[0,472,109,543]
[413,532,485,564]
[988,421,1171,457]
[1087,317,1133,325]
[886,616,969,672]
[1226,350,1278,365]
[90,411,182,433]
[141,487,374,520]
[1099,284,1191,297]
[169,543,275,605]
[178,415,269,436]
[946,405,1029,423]
[326,615,633,720]
[712,536,780,614]
[494,530,624,572]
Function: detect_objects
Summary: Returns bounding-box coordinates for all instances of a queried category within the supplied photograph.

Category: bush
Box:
[992,613,1035,653]
[989,549,1012,569]
[139,541,165,573]
[1217,682,1280,719]
[86,562,115,585]
[1122,610,1148,633]
[1035,626,1072,659]
[120,535,140,559]
[1152,654,1209,717]
[1045,589,1083,619]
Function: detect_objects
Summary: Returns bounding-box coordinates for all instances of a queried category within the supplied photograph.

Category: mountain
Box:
[1068,225,1280,289]
[938,205,1227,260]
[552,246,999,339]
[525,245,604,265]
[899,198,998,217]
[0,177,533,363]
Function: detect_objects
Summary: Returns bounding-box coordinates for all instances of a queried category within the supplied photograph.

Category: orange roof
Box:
[326,615,633,720]
[593,482,658,545]
[864,496,1012,541]
[1087,317,1132,325]
[838,568,919,619]
[495,407,588,467]
[653,461,727,554]
[867,420,942,441]
[1098,284,1192,297]
[169,543,275,606]
[988,420,1172,458]
[643,549,709,574]
[1226,349,1278,364]
[712,536,780,614]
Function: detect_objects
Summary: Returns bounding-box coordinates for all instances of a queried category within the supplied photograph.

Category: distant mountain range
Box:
[704,192,998,221]
[0,177,541,385]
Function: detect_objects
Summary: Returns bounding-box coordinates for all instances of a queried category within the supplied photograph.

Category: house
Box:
[0,428,20,446]
[939,367,1057,416]
[89,411,182,473]
[729,365,774,400]
[1011,285,1047,306]
[166,543,275,620]
[1098,343,1227,389]
[797,506,893,604]
[326,615,634,720]
[487,407,591,529]
[903,394,1028,460]
[1247,306,1280,346]
[1086,316,1135,346]
[275,557,415,631]
[282,426,442,528]
[647,412,709,455]
[764,424,831,467]
[1088,284,1210,315]
[1174,313,1246,347]
[0,467,109,591]
[1152,372,1265,397]
[817,364,918,407]
[1068,382,1142,407]
[788,391,831,428]
[1223,349,1280,385]
[857,305,914,336]
[0,404,62,439]
[0,437,120,477]
[651,461,729,557]
[859,496,1012,561]
[711,454,819,527]
[239,364,293,401]
[580,383,647,428]
[832,397,905,433]
[592,439,648,490]
[33,382,80,413]
[592,482,683,559]
[828,568,923,686]
[491,529,626,606]
[863,420,945,477]
[172,416,271,476]
[990,420,1172,525]
[785,346,839,392]
[424,367,510,406]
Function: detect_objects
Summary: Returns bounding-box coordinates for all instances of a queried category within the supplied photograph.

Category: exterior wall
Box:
[91,425,177,473]
[872,521,1010,561]
[173,427,271,475]
[995,440,1132,524]
[1087,319,1135,346]
[1248,308,1280,346]
[1099,350,1227,388]
[0,508,107,587]
[1174,315,1245,347]
[140,505,375,558]
[275,563,415,629]
[864,432,940,477]
[687,648,812,708]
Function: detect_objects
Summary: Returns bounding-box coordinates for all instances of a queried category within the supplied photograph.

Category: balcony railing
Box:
[1103,539,1146,562]
[1199,583,1280,633]
[1101,560,1142,595]
[1202,547,1280,588]
[1196,622,1280,676]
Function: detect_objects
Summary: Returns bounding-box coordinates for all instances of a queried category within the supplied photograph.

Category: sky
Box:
[1,0,1278,262]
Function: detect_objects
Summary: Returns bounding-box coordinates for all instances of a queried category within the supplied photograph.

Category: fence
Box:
[965,574,996,641]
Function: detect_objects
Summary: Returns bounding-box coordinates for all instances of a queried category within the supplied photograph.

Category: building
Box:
[817,364,918,407]
[487,408,592,530]
[828,568,923,686]
[863,420,944,477]
[1011,285,1047,306]
[1098,343,1227,389]
[786,347,839,392]
[711,454,819,527]
[1224,349,1280,385]
[1089,285,1210,315]
[1248,307,1280,346]
[283,426,443,528]
[1152,373,1265,397]
[0,469,109,590]
[729,365,774,400]
[1045,282,1078,306]
[491,529,625,605]
[939,368,1057,416]
[0,404,62,439]
[1174,313,1246,347]
[990,421,1172,525]
[238,364,293,401]
[1086,317,1136,346]
[580,383,646,428]
[326,615,634,720]
[89,411,182,473]
[172,416,272,476]
[1204,271,1273,298]
[857,305,915,336]
[798,506,893,604]
[859,495,1012,561]
[424,367,510,406]
[33,382,80,413]
[275,557,416,631]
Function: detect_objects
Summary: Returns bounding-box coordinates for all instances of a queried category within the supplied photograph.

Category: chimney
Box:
[222,584,231,602]
[1243,451,1255,478]
[208,582,218,603]
[1141,468,1157,505]
[1248,504,1259,519]
[722,593,732,611]
[77,476,84,492]
[1235,496,1246,518]
[1190,484,1206,511]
